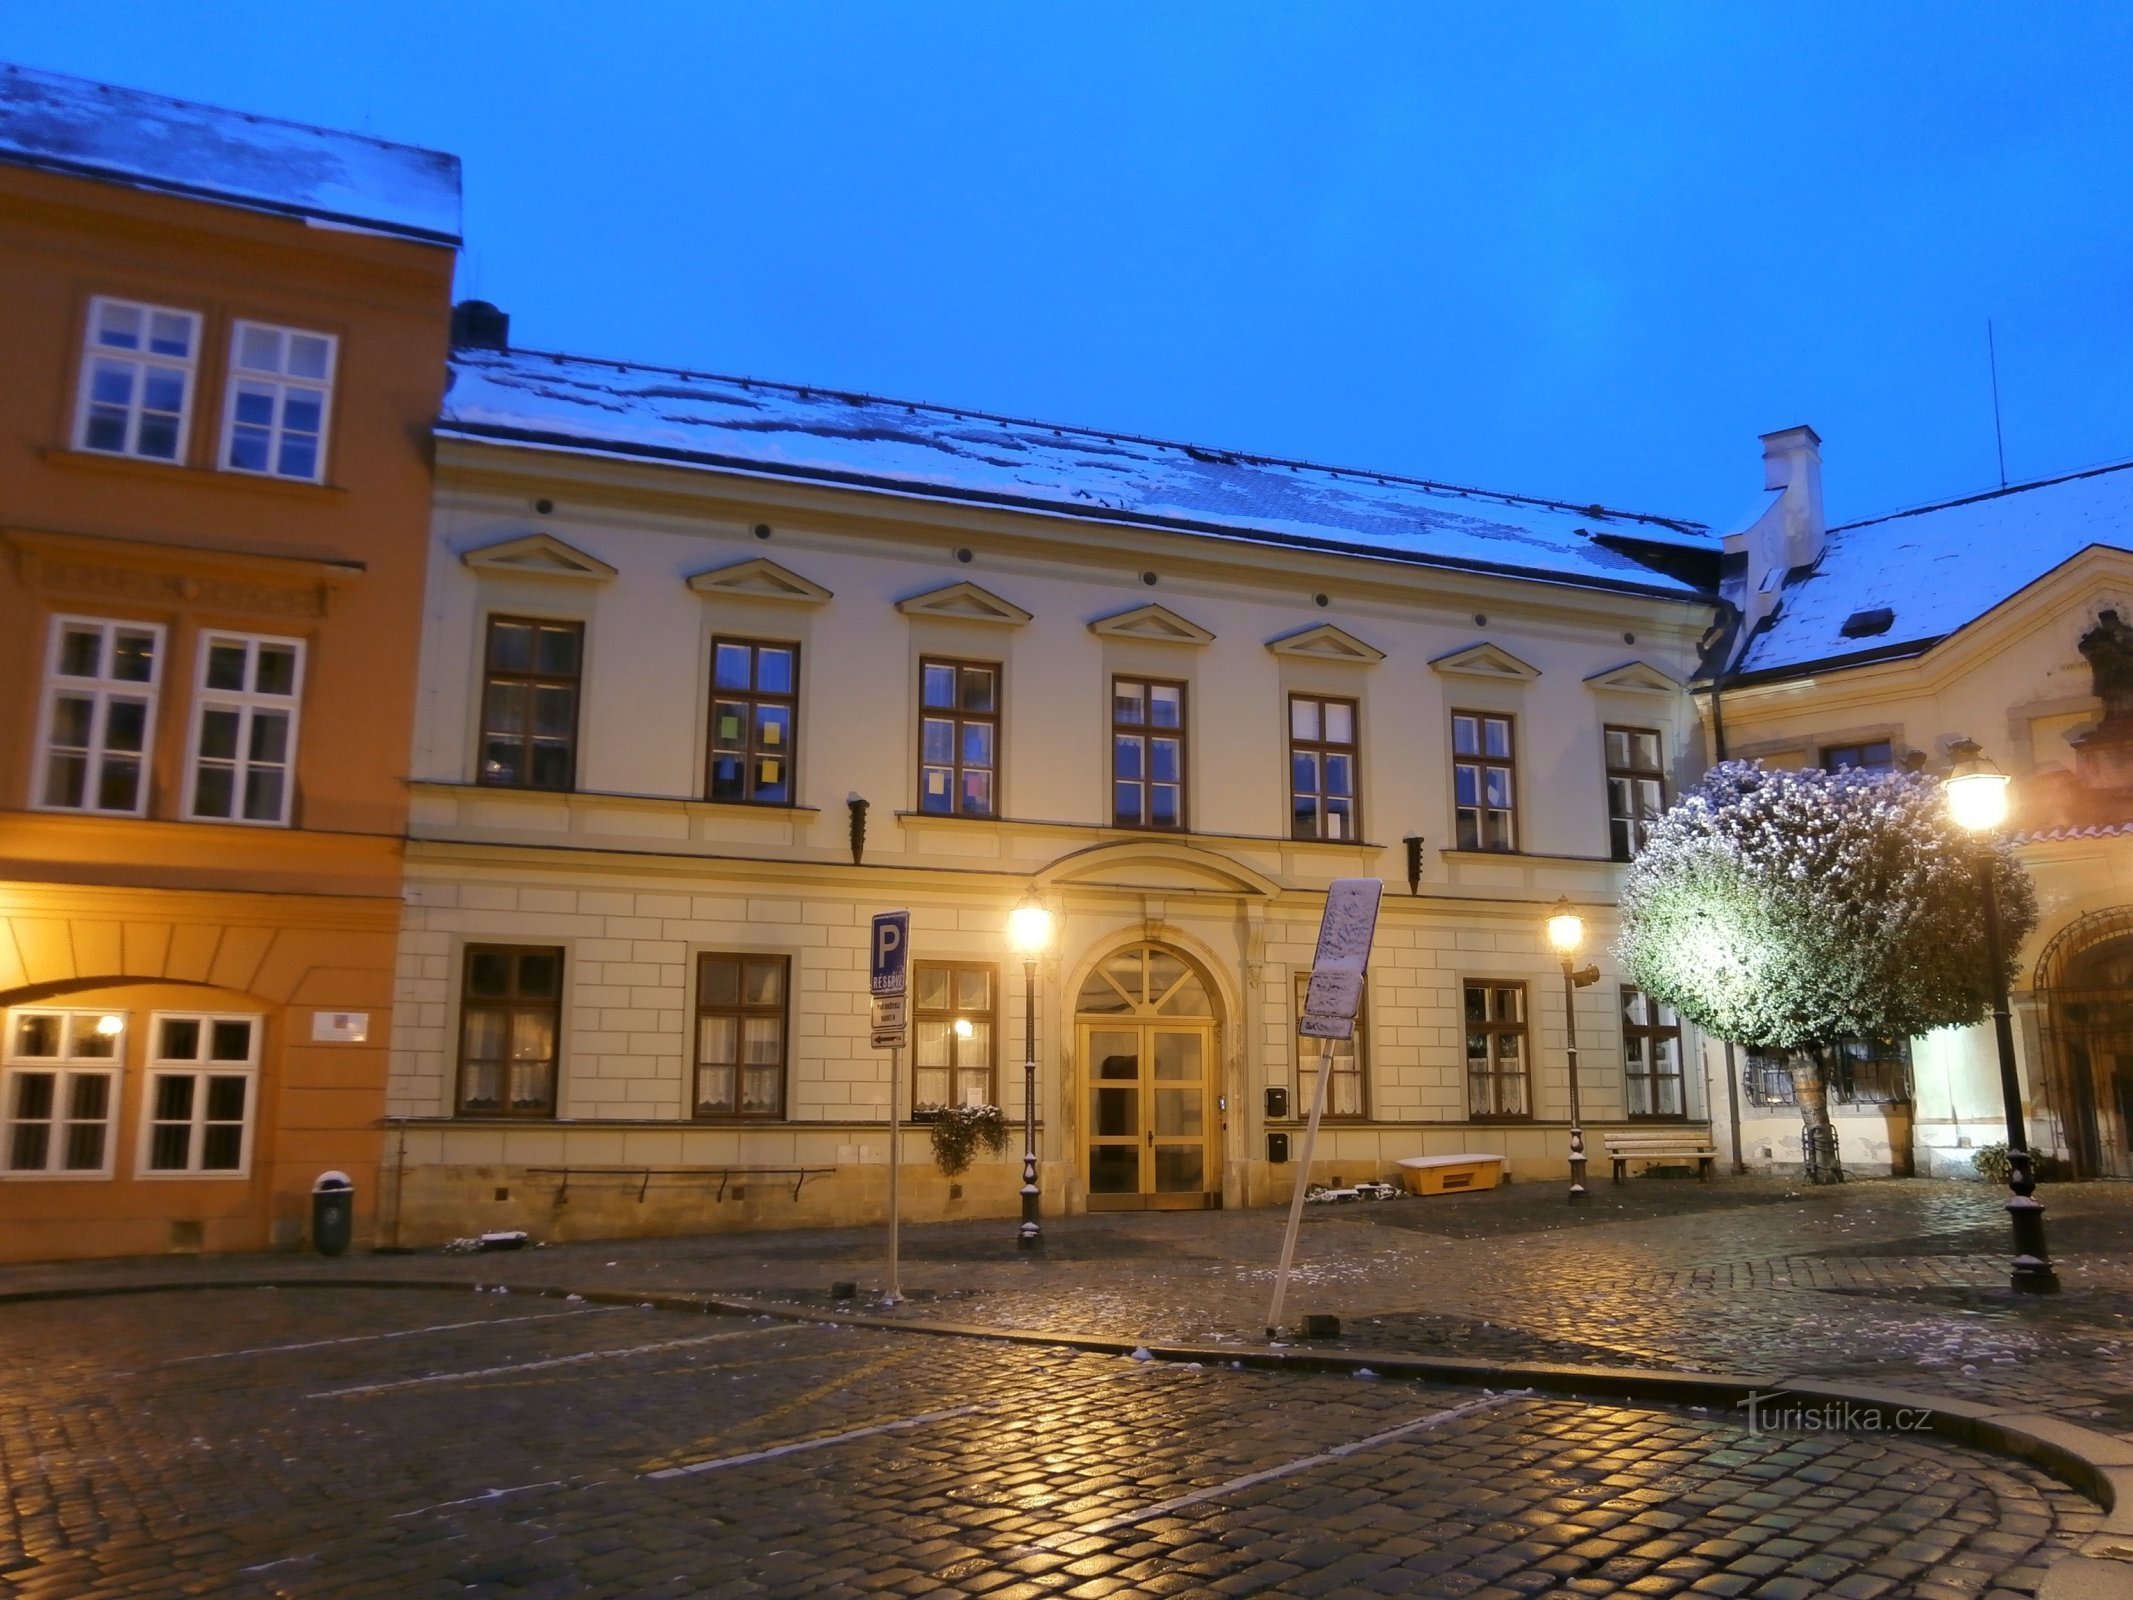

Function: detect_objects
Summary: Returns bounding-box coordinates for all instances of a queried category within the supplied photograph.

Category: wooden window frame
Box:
[1829,1037,1912,1106]
[2,1010,122,1180]
[1620,986,1687,1120]
[478,616,583,792]
[1821,740,1895,773]
[1291,971,1366,1118]
[33,616,164,817]
[1111,675,1188,831]
[693,953,790,1119]
[138,1012,260,1178]
[455,945,565,1119]
[1604,725,1667,863]
[74,296,201,463]
[1452,710,1518,852]
[183,631,306,827]
[1289,693,1361,842]
[912,960,997,1113]
[707,637,800,806]
[917,656,1001,818]
[1463,980,1531,1120]
[219,320,337,483]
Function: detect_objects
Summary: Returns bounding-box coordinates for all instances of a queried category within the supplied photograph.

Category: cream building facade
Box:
[1703,430,2133,1180]
[384,320,1726,1244]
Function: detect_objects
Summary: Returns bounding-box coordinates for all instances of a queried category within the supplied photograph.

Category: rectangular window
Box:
[695,954,788,1118]
[1620,987,1685,1118]
[185,633,304,825]
[74,297,199,462]
[1290,695,1360,841]
[919,658,999,817]
[2,1011,121,1178]
[1113,676,1186,830]
[141,1013,259,1176]
[1830,1037,1912,1105]
[913,962,995,1112]
[707,639,797,805]
[1605,726,1666,862]
[1822,740,1895,773]
[35,617,163,816]
[457,946,563,1117]
[1465,982,1529,1118]
[479,618,582,790]
[1292,972,1365,1117]
[221,322,336,482]
[1452,712,1517,851]
[1743,1051,1796,1107]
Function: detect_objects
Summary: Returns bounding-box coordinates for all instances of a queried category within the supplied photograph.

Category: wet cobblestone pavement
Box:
[0,1289,2101,1598]
[9,1177,2133,1594]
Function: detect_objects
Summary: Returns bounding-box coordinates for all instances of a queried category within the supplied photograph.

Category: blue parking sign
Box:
[870,910,910,997]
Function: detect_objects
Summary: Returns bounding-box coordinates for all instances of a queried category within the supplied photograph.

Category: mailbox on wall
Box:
[1267,1132,1290,1164]
[1264,1086,1290,1121]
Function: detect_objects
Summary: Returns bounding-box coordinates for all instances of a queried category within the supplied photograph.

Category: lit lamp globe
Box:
[1945,741,2011,833]
[1007,894,1053,956]
[1545,899,1585,957]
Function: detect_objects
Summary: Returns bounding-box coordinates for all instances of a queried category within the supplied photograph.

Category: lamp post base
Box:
[2007,1194,2058,1293]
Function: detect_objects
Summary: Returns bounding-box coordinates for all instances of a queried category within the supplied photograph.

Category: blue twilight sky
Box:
[7,2,2133,533]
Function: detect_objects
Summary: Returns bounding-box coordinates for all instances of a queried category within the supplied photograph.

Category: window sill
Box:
[40,447,348,500]
[429,781,821,819]
[890,810,1385,851]
[1440,848,1619,865]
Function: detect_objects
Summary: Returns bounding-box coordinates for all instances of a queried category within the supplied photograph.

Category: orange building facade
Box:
[0,66,459,1259]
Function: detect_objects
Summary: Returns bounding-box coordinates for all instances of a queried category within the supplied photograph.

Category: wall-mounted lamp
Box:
[1402,836,1424,896]
[847,794,868,865]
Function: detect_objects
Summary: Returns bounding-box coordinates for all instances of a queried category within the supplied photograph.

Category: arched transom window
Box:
[1075,944,1214,1018]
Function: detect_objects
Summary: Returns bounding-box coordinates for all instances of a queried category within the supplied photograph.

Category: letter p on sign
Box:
[870,910,910,998]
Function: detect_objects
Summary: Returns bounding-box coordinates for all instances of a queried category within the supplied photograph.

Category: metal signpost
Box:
[870,910,910,1303]
[1267,877,1383,1337]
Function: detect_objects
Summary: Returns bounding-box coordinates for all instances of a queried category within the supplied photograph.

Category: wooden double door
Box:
[1076,944,1220,1211]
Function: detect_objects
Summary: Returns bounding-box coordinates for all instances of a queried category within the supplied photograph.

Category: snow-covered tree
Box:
[1617,760,2037,1180]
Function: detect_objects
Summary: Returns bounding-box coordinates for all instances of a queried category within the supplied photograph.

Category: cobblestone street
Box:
[9,1177,2133,1596]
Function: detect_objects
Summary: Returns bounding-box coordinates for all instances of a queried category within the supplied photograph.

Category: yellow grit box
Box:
[1396,1153,1508,1196]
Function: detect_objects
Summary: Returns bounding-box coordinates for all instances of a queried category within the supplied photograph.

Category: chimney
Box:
[450,299,510,351]
[1760,425,1826,571]
[1722,424,1826,649]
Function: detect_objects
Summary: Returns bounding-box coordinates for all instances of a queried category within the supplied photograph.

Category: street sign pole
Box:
[870,911,911,1306]
[1267,878,1383,1338]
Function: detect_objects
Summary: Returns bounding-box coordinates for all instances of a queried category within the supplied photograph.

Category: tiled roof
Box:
[1736,459,2133,680]
[438,347,1716,597]
[0,61,460,244]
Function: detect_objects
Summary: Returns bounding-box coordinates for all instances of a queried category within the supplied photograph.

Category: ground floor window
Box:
[1743,1039,1911,1108]
[458,946,563,1117]
[143,1013,259,1174]
[1621,987,1686,1118]
[3,1009,121,1177]
[695,953,788,1118]
[1292,971,1365,1116]
[1465,982,1529,1118]
[914,962,995,1112]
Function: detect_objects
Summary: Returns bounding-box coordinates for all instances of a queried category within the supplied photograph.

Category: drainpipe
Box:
[1706,673,1750,1176]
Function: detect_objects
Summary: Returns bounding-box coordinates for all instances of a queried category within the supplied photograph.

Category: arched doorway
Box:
[1074,943,1220,1210]
[2039,910,2133,1179]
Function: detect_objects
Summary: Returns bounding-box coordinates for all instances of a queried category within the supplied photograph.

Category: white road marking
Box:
[308,1325,777,1398]
[645,1403,992,1479]
[168,1305,628,1365]
[390,1480,568,1519]
[1069,1389,1533,1537]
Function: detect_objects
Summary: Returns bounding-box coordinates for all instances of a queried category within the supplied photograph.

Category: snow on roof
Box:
[0,62,460,245]
[440,347,1715,596]
[1735,459,2133,680]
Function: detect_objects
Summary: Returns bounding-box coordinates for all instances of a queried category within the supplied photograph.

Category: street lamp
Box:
[1544,897,1601,1203]
[1945,740,2059,1293]
[1006,887,1054,1252]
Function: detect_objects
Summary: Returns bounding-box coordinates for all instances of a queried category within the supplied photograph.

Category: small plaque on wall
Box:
[311,1011,369,1043]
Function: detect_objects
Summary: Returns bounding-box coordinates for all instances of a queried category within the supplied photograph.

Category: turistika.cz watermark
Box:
[1736,1391,1932,1435]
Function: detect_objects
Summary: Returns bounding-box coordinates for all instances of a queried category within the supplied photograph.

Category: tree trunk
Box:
[1790,1047,1842,1184]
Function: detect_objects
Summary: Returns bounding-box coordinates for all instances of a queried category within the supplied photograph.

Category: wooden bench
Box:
[1603,1132,1718,1183]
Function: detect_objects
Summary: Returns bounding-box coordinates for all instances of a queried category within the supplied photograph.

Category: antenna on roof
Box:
[1987,319,2008,489]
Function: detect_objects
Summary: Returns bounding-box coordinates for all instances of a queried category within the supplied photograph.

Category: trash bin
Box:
[311,1170,354,1257]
